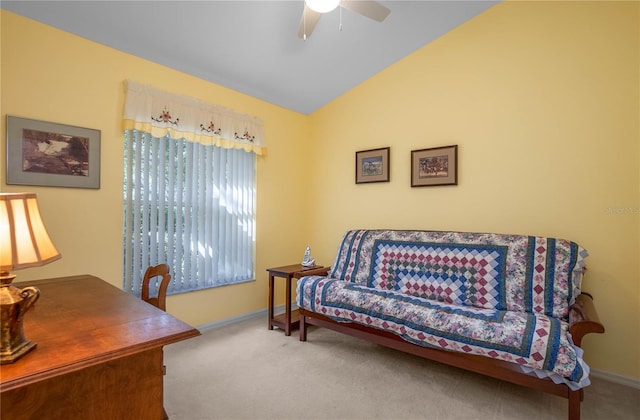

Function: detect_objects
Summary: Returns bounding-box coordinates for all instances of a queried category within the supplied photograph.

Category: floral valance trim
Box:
[122,80,266,156]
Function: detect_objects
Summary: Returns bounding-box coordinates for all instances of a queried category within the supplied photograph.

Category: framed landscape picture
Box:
[6,116,101,189]
[355,147,390,184]
[411,145,458,187]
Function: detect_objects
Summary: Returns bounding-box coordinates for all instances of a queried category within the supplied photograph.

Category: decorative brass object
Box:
[0,273,40,364]
[0,193,61,364]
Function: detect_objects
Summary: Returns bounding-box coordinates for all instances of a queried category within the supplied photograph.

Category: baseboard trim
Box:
[197,308,640,390]
[590,368,640,389]
[197,303,298,334]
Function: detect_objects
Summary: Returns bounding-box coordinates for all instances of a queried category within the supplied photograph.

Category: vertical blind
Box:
[123,130,256,296]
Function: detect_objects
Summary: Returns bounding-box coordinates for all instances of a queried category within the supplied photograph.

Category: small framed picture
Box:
[411,145,458,187]
[355,147,390,184]
[6,116,101,189]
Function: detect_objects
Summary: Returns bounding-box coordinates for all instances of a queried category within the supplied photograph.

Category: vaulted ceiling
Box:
[1,1,498,114]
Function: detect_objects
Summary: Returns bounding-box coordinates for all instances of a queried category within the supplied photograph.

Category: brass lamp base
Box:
[1,340,37,364]
[0,272,40,364]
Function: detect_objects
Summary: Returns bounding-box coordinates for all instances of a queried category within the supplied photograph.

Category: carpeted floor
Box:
[163,316,639,420]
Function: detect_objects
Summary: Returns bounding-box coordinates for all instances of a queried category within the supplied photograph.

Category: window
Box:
[122,130,256,296]
[121,81,265,297]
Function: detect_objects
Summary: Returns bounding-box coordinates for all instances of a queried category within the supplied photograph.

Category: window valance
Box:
[122,80,266,156]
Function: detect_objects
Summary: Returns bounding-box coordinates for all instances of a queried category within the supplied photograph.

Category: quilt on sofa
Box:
[296,229,590,388]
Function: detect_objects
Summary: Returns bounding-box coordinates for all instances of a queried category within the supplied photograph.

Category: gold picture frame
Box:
[355,147,390,184]
[411,145,458,187]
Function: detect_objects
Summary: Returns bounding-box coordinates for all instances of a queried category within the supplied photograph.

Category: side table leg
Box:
[285,275,292,336]
[268,274,274,330]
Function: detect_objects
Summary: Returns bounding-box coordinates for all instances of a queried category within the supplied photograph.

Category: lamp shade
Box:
[0,193,61,273]
[305,0,340,14]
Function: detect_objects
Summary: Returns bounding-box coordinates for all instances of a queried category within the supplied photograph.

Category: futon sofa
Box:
[296,229,604,420]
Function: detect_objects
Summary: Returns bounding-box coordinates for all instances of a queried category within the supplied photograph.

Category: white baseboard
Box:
[197,303,298,334]
[590,368,640,389]
[197,307,640,391]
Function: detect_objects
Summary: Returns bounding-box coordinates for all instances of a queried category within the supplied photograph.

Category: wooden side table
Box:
[267,264,326,336]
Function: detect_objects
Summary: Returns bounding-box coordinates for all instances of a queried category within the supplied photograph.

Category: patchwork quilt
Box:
[327,230,587,319]
[296,229,590,388]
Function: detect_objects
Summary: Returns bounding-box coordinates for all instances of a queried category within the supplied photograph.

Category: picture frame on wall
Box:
[6,116,101,189]
[411,145,458,187]
[355,147,390,184]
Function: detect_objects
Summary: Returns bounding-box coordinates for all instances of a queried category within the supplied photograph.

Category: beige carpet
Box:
[164,316,639,420]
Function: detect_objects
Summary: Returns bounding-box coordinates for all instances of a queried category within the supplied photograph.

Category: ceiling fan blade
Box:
[340,0,391,22]
[298,4,322,39]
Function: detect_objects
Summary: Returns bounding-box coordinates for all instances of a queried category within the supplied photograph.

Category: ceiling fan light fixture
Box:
[305,0,340,14]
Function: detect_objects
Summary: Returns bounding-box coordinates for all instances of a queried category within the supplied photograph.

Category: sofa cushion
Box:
[328,230,587,319]
[297,276,588,385]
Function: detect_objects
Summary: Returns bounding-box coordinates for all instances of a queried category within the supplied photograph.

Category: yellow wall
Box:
[308,1,639,379]
[0,10,311,326]
[2,1,639,381]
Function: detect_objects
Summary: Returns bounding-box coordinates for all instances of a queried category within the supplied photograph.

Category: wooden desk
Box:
[0,275,200,420]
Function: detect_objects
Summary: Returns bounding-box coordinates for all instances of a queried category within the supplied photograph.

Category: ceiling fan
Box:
[298,0,391,40]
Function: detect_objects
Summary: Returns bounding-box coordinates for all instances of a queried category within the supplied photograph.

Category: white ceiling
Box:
[2,1,498,114]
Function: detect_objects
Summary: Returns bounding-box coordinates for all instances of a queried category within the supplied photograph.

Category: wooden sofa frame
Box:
[296,269,604,420]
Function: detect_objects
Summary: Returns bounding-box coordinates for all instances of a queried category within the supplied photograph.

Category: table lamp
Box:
[0,193,61,364]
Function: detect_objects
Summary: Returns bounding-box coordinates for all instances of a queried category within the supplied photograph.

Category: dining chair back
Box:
[141,263,171,312]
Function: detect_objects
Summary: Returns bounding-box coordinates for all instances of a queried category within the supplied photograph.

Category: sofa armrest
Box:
[569,292,605,347]
[293,266,330,278]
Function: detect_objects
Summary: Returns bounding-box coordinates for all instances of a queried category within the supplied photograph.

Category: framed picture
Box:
[355,147,390,184]
[411,145,458,187]
[6,116,101,189]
